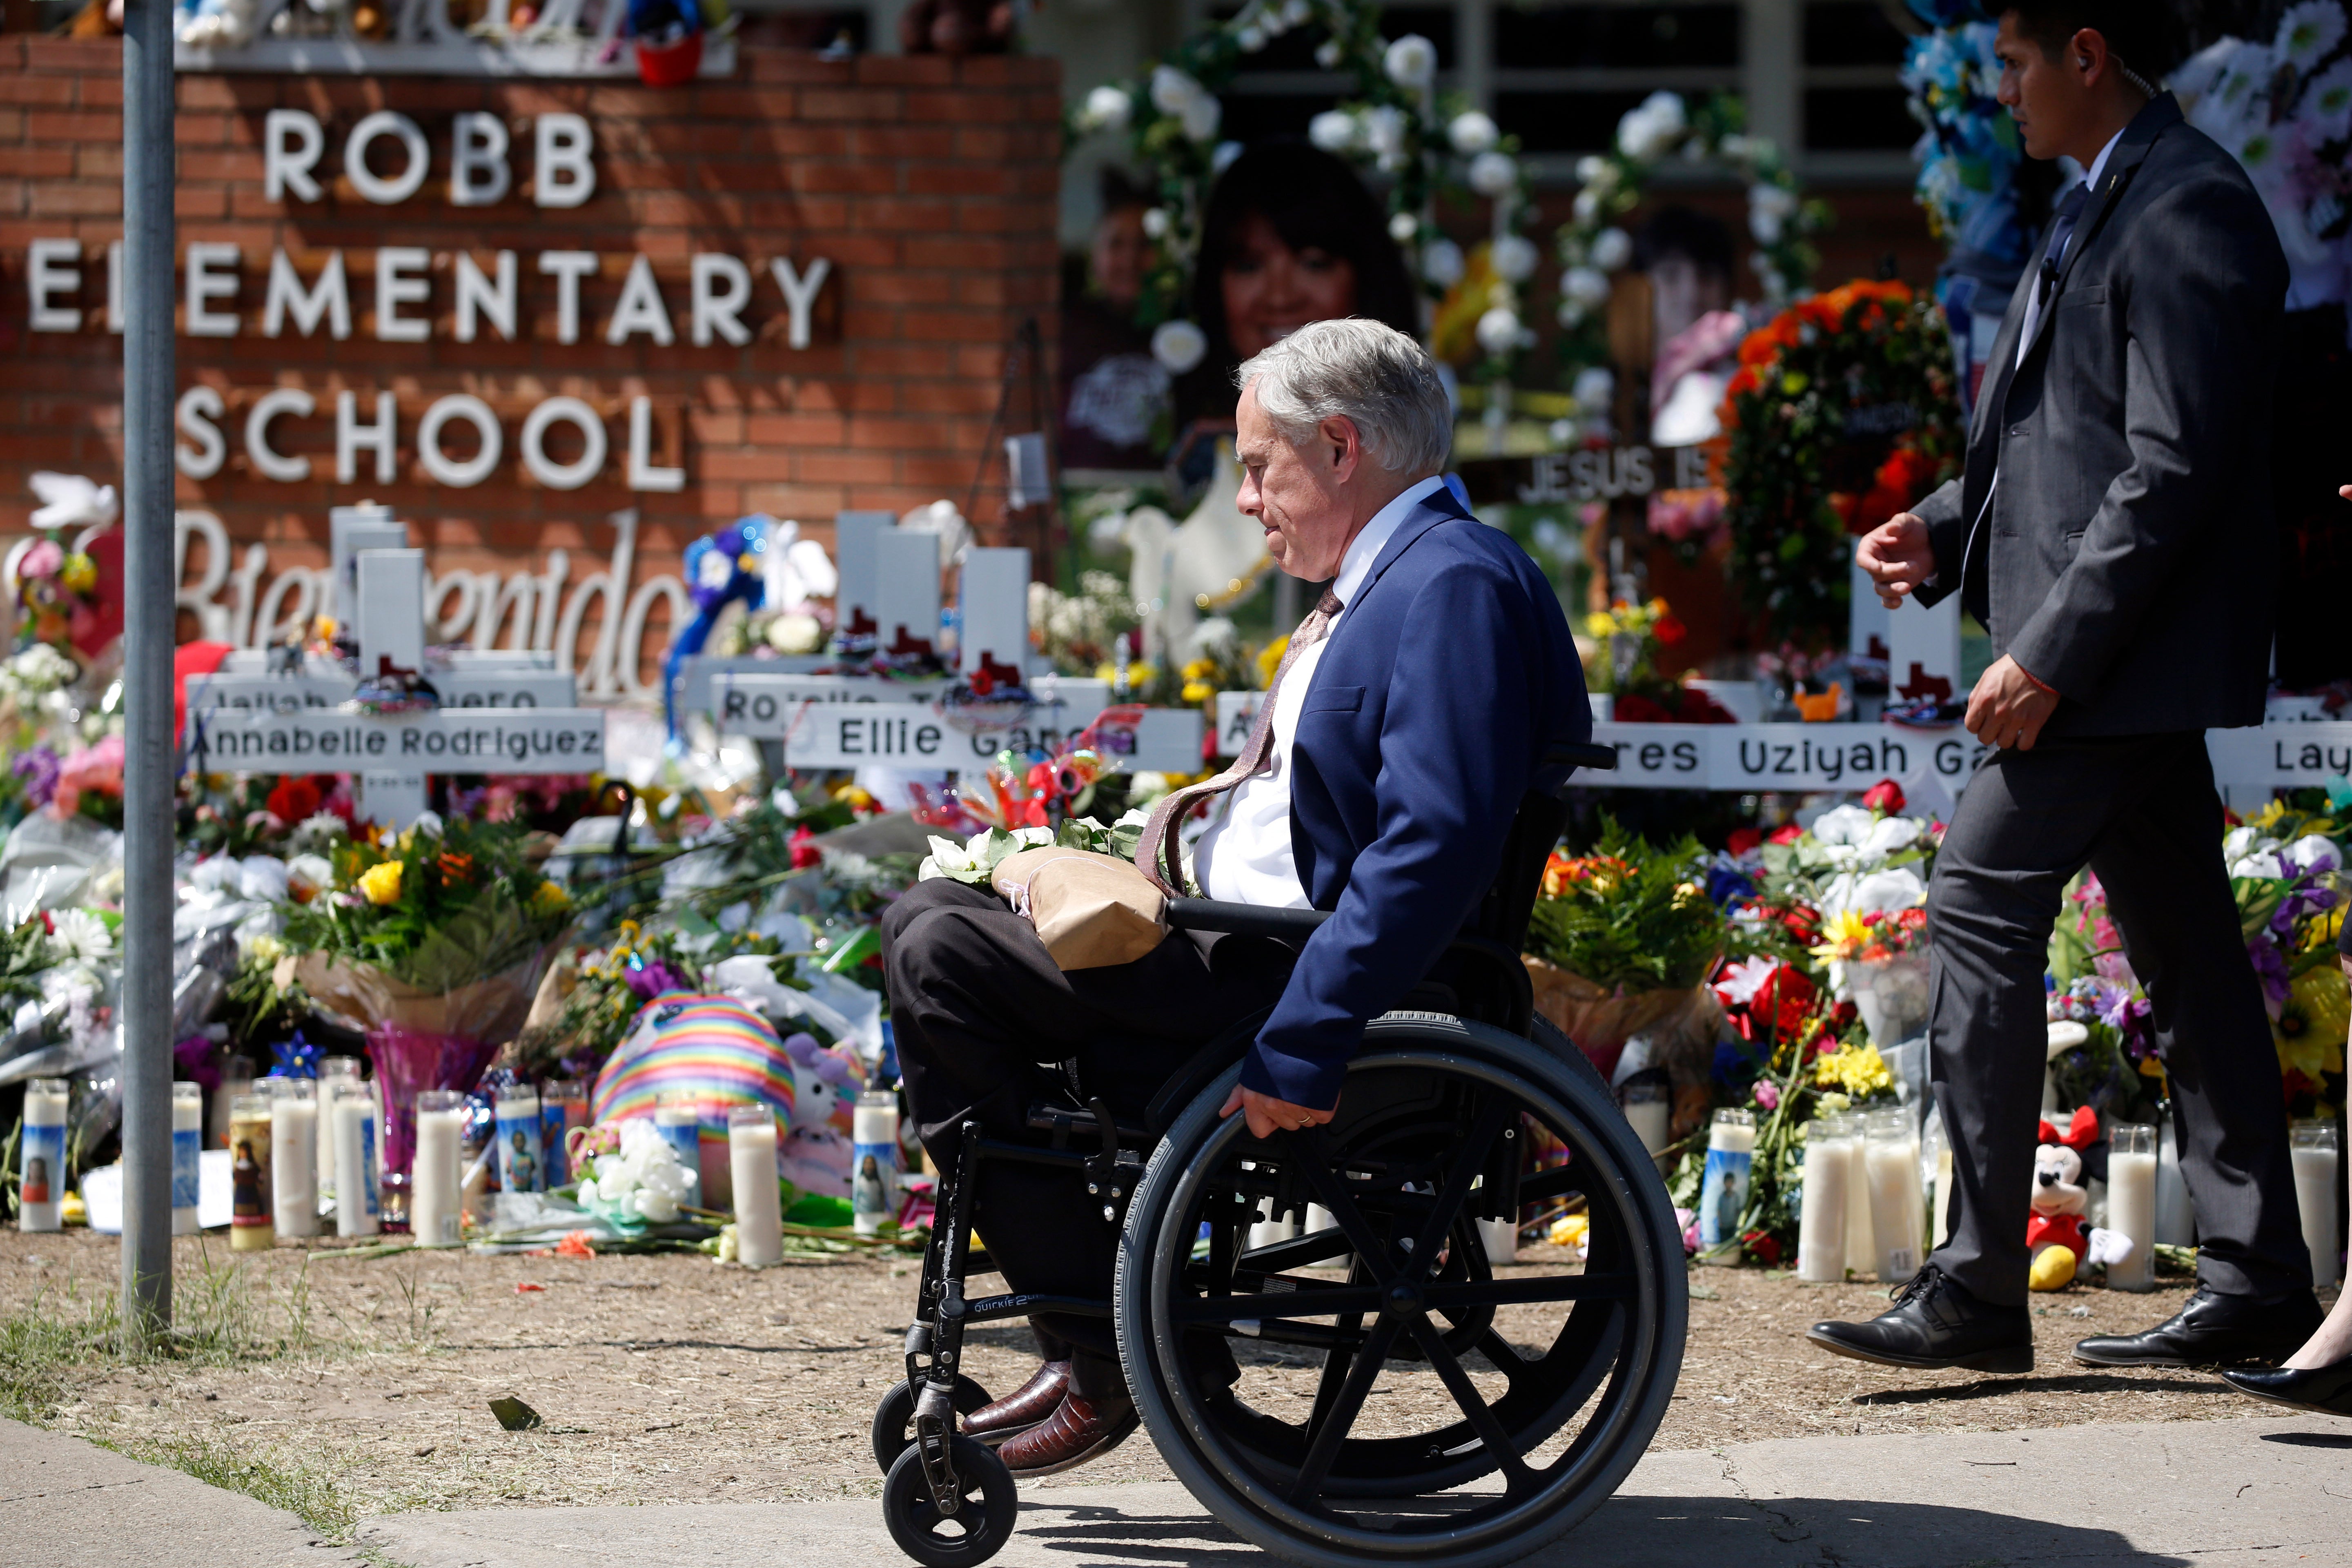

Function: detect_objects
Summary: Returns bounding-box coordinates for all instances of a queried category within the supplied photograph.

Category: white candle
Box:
[851,1091,899,1236]
[332,1084,381,1238]
[172,1081,203,1236]
[494,1087,544,1196]
[2292,1120,2341,1287]
[1795,1117,1853,1283]
[2155,1120,2195,1247]
[271,1081,319,1239]
[1863,1108,1923,1282]
[18,1078,68,1233]
[315,1056,360,1213]
[2106,1125,2156,1291]
[1844,1136,1876,1276]
[1304,1202,1352,1269]
[1620,1080,1671,1157]
[728,1107,784,1268]
[1697,1109,1756,1258]
[1248,1206,1298,1252]
[412,1091,466,1247]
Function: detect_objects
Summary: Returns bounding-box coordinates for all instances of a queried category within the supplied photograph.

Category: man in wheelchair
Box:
[880,319,1590,1478]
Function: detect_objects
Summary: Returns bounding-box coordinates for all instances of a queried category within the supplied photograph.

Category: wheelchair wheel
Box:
[871,1375,995,1474]
[1114,1013,1686,1568]
[881,1434,1016,1567]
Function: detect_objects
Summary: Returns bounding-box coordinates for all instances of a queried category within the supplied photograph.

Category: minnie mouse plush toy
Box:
[2028,1105,2137,1290]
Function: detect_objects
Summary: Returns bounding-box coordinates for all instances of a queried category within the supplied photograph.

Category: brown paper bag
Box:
[990,847,1167,971]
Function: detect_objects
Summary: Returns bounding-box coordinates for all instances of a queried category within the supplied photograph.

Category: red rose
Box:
[1611,693,1673,724]
[1767,824,1803,846]
[1860,778,1906,814]
[1742,1230,1782,1267]
[1726,827,1762,857]
[788,825,820,870]
[267,775,323,823]
[1655,615,1687,647]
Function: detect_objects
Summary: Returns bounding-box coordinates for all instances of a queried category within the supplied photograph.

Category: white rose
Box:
[1149,64,1202,118]
[1388,210,1420,244]
[1080,84,1131,134]
[1490,233,1539,283]
[1571,187,1603,224]
[767,612,824,654]
[1616,91,1686,161]
[1561,265,1610,310]
[1448,110,1498,155]
[1179,92,1223,143]
[1571,366,1615,412]
[925,834,985,875]
[236,855,290,903]
[286,853,334,901]
[1234,24,1265,52]
[1749,208,1784,245]
[1548,417,1581,448]
[1140,205,1171,238]
[1420,237,1466,288]
[1574,155,1608,185]
[1363,105,1407,161]
[1314,38,1342,68]
[1010,825,1056,849]
[1555,297,1588,330]
[1383,33,1437,91]
[2283,834,2343,876]
[1474,307,1523,357]
[2233,851,2287,881]
[1468,149,1517,197]
[1861,816,1921,858]
[1308,109,1359,152]
[408,809,445,839]
[1810,803,1876,847]
[2223,825,2267,861]
[1151,318,1208,374]
[1750,182,1798,219]
[1590,226,1633,271]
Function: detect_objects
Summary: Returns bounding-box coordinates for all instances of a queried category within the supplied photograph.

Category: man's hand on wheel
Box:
[1857,512,1937,608]
[1966,654,2061,752]
[1220,1085,1336,1139]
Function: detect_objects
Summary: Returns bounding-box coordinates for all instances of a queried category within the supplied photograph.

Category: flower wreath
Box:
[1551,91,1826,391]
[1718,279,1963,652]
[1065,0,1542,382]
[1901,10,2033,302]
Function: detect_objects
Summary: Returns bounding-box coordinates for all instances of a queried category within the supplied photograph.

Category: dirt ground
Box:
[0,1227,2300,1524]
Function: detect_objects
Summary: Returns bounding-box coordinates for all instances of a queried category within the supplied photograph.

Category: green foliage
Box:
[0,918,65,1014]
[1523,817,1724,991]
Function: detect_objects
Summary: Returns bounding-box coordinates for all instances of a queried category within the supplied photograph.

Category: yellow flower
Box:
[1810,909,1875,963]
[1181,658,1216,681]
[1255,636,1289,689]
[1095,662,1118,683]
[1180,681,1214,704]
[2278,967,2351,1081]
[1583,611,1615,640]
[1811,1042,1893,1097]
[2252,798,2292,831]
[356,862,403,906]
[1548,1213,1589,1251]
[529,880,571,917]
[59,553,96,595]
[2305,906,2345,954]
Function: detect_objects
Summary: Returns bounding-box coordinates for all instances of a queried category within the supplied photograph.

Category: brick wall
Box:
[0,38,1062,678]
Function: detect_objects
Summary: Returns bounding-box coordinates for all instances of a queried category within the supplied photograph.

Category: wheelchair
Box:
[870,742,1686,1567]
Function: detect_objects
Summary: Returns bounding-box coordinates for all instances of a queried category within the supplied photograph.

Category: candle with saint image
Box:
[494,1087,545,1195]
[270,1079,319,1238]
[728,1105,784,1267]
[18,1078,67,1232]
[1696,1108,1755,1257]
[540,1081,587,1188]
[2292,1119,2341,1287]
[316,1055,360,1212]
[1863,1107,1924,1282]
[411,1091,466,1247]
[852,1090,900,1236]
[229,1093,274,1250]
[1795,1114,1855,1283]
[654,1092,703,1204]
[172,1080,203,1235]
[332,1081,381,1237]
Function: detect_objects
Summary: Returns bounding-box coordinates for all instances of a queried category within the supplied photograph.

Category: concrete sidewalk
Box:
[0,1418,357,1566]
[356,1412,2352,1568]
[11,1409,2352,1567]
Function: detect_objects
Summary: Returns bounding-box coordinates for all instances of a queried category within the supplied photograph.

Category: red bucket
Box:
[635,29,702,86]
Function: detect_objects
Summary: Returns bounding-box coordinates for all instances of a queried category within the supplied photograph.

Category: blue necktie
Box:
[2038,183,2092,307]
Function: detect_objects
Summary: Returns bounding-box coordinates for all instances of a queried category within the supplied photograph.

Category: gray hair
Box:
[1234,318,1452,476]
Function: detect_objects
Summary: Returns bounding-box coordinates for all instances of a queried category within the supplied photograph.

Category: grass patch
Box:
[0,1277,115,1422]
[97,1431,359,1540]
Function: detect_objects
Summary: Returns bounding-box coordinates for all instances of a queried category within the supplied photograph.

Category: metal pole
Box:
[118,0,176,1350]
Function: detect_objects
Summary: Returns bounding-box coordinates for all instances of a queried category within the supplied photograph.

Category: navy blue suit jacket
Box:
[1240,487,1591,1108]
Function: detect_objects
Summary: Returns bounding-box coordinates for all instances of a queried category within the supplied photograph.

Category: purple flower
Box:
[623,958,683,1000]
[12,747,59,810]
[173,1035,221,1092]
[2247,938,2292,1013]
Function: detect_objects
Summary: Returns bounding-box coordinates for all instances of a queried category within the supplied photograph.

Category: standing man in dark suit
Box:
[881,319,1587,1473]
[1810,0,2316,1374]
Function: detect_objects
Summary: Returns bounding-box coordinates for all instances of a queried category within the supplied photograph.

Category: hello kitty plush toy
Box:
[2028,1105,2136,1290]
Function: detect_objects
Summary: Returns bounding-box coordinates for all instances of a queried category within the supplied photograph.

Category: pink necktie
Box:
[1134,589,1343,895]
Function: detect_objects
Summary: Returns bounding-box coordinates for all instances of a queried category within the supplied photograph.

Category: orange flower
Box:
[437,850,475,884]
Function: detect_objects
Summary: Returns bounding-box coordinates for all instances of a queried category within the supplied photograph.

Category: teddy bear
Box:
[2028,1105,2136,1290]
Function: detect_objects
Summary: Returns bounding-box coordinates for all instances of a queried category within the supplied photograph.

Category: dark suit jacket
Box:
[1912,93,2286,737]
[1239,488,1589,1108]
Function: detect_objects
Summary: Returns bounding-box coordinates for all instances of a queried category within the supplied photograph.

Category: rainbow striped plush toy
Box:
[590,992,866,1207]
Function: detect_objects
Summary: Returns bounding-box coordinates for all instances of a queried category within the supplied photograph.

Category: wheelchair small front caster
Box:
[870,1375,994,1473]
[882,1434,1016,1567]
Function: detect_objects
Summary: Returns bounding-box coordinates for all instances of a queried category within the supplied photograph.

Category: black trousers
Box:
[1925,733,2310,1305]
[880,877,1292,1390]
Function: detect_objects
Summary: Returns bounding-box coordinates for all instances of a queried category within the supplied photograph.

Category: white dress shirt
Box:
[1192,474,1448,907]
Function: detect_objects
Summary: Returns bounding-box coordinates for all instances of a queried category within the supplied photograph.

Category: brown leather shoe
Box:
[959,1359,1069,1445]
[994,1389,1139,1477]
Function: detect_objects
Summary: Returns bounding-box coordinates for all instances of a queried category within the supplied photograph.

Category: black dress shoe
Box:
[1806,1264,2034,1374]
[2073,1284,2324,1368]
[2221,1359,2352,1415]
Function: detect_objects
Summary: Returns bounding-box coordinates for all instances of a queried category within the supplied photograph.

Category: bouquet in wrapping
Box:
[278,813,573,1207]
[1521,817,1726,1079]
